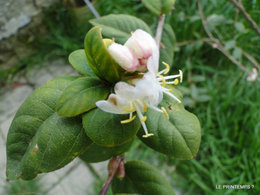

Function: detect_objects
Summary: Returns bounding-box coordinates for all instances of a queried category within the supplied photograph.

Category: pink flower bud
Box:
[108,43,139,72]
[124,29,157,59]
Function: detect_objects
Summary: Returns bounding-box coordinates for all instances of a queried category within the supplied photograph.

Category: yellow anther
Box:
[162,61,170,74]
[123,105,136,112]
[121,115,136,124]
[141,116,147,122]
[179,70,183,83]
[167,89,173,92]
[158,75,166,87]
[143,102,147,112]
[173,79,179,85]
[161,107,169,120]
[131,31,134,36]
[111,38,115,44]
[142,133,154,138]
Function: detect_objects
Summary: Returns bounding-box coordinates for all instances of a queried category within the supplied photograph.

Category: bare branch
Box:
[84,0,100,18]
[228,0,260,36]
[198,0,249,73]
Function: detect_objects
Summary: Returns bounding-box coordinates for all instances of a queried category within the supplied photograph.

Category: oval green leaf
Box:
[112,160,175,195]
[142,0,176,16]
[69,49,95,76]
[159,24,176,70]
[56,77,110,117]
[84,26,124,83]
[6,77,92,180]
[138,87,201,160]
[82,108,141,147]
[89,14,152,44]
[79,139,133,163]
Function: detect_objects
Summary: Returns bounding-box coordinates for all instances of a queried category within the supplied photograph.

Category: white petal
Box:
[96,100,127,114]
[114,82,139,100]
[125,29,158,59]
[147,49,159,74]
[108,43,139,72]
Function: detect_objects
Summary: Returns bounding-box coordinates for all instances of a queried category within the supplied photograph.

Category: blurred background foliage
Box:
[2,0,260,194]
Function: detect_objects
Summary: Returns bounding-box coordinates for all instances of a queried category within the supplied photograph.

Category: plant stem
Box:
[155,14,166,45]
[84,0,100,18]
[99,156,124,195]
[228,0,260,36]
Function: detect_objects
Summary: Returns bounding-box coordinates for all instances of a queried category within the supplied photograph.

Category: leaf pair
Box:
[6,77,92,180]
[112,160,175,195]
[142,0,176,16]
[89,14,176,68]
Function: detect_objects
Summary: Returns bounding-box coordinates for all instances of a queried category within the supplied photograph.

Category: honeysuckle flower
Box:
[108,29,158,72]
[96,81,158,138]
[98,28,183,138]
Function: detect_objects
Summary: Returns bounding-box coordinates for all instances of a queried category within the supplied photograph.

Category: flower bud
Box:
[108,43,139,72]
[124,29,157,59]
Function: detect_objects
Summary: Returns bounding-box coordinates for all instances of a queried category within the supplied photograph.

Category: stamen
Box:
[131,31,134,36]
[141,116,147,122]
[147,104,164,113]
[135,105,149,136]
[179,70,183,83]
[158,75,166,87]
[161,75,180,80]
[142,133,154,138]
[162,61,170,74]
[123,105,136,112]
[143,102,147,112]
[173,79,179,85]
[163,89,182,103]
[167,89,173,92]
[121,115,136,124]
[161,107,169,120]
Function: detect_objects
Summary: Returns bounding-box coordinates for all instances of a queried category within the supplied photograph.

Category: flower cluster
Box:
[96,29,183,138]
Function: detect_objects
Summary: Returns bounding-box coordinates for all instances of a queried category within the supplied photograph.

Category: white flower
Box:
[98,29,184,138]
[96,81,157,138]
[108,29,158,72]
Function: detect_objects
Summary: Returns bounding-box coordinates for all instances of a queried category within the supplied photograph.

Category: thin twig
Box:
[198,0,249,73]
[177,38,260,69]
[83,162,101,179]
[242,50,260,69]
[228,0,260,36]
[99,156,124,195]
[84,0,100,18]
[43,161,81,194]
[155,14,166,46]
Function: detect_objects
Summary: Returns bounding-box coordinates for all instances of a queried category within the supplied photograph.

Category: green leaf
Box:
[79,139,133,163]
[82,108,141,147]
[159,24,176,70]
[56,77,110,117]
[138,87,201,160]
[89,14,152,44]
[142,0,176,16]
[112,160,175,195]
[224,40,236,50]
[68,49,95,76]
[6,77,93,180]
[84,27,124,83]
